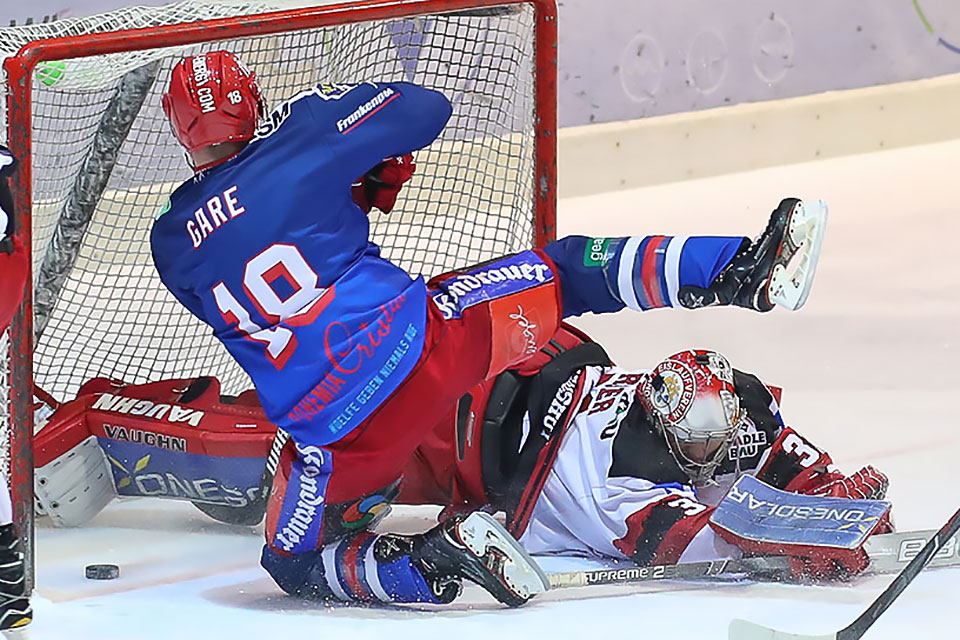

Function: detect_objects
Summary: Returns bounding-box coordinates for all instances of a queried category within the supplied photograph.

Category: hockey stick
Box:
[546,525,960,590]
[728,507,960,640]
[863,526,960,573]
[547,556,791,589]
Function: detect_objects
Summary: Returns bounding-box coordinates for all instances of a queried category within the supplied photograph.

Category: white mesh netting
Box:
[1,0,540,394]
[0,0,546,545]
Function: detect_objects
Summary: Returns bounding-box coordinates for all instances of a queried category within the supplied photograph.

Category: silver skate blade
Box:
[458,512,550,599]
[767,199,828,311]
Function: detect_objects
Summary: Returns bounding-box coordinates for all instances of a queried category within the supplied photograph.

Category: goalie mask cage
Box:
[0,0,557,590]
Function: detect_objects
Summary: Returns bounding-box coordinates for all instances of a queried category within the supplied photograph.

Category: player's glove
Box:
[351,153,416,214]
[808,465,889,501]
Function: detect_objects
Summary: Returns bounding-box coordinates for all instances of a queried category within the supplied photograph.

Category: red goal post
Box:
[2,0,557,590]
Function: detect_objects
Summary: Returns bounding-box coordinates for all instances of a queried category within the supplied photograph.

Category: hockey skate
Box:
[678,198,828,312]
[745,197,828,311]
[413,511,549,607]
[0,525,31,630]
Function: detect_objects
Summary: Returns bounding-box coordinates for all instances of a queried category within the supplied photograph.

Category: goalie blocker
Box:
[710,475,891,580]
[33,376,278,527]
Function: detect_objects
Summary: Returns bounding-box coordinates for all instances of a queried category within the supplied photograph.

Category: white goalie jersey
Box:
[515,364,788,566]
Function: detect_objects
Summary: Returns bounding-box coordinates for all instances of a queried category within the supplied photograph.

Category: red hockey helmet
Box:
[639,350,743,486]
[162,50,266,155]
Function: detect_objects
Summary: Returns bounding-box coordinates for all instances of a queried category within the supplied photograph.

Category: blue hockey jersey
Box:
[151,82,452,445]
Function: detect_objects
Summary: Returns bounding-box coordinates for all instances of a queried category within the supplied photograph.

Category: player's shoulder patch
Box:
[253,82,373,141]
[156,198,172,220]
[314,82,362,99]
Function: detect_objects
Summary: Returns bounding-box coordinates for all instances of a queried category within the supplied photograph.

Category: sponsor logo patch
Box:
[102,424,186,453]
[430,252,554,320]
[274,443,331,553]
[508,305,539,357]
[191,55,211,86]
[712,476,891,549]
[341,493,391,530]
[253,83,363,141]
[897,535,960,563]
[728,417,768,461]
[583,237,611,267]
[542,371,582,439]
[156,198,171,219]
[104,450,259,507]
[336,87,399,133]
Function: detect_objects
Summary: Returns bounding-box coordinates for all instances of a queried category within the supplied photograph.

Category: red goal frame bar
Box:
[3,0,557,590]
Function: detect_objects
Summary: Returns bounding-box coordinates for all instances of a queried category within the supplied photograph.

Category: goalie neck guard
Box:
[162,50,266,156]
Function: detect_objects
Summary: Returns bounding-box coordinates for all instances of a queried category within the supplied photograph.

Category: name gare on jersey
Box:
[185,185,247,249]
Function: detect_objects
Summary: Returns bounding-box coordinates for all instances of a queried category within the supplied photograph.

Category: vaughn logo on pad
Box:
[92,393,205,427]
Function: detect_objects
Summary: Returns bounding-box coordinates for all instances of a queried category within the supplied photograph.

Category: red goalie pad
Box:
[34,376,278,468]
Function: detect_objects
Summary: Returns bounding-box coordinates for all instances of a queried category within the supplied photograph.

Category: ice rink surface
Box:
[23,138,960,639]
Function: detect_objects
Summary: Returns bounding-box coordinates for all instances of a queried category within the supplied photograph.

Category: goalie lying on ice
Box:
[35,324,892,590]
[397,325,893,581]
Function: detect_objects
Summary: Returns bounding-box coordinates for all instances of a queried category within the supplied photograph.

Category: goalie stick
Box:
[547,556,791,589]
[546,524,960,590]
[728,507,960,640]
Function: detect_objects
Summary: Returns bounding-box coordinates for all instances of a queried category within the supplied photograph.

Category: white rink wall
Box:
[559,72,960,196]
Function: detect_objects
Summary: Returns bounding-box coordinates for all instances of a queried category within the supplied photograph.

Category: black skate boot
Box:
[0,524,31,630]
[411,511,549,607]
[679,198,827,311]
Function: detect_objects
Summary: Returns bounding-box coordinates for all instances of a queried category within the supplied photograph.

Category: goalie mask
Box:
[162,50,266,155]
[639,350,743,486]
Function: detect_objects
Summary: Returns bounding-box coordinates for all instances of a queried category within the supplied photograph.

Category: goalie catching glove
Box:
[351,153,416,214]
[809,466,889,501]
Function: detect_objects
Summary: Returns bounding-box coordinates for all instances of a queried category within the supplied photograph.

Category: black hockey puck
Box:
[85,564,120,580]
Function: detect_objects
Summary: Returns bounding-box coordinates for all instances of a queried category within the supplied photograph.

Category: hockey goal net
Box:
[0,0,556,588]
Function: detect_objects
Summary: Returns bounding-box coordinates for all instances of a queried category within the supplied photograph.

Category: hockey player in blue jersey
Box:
[151,50,826,607]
